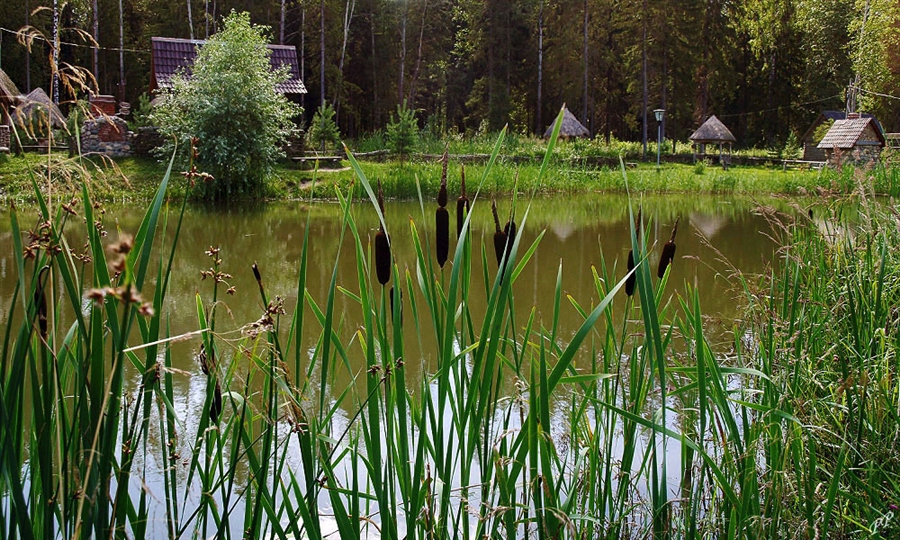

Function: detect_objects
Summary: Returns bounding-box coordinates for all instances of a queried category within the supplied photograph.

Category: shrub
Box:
[385,100,418,158]
[306,103,341,152]
[152,11,300,200]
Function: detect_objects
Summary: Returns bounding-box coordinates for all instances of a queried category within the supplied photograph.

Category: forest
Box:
[0,0,897,150]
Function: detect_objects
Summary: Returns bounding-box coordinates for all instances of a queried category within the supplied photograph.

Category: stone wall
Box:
[81,117,133,157]
[0,125,9,151]
[826,144,883,168]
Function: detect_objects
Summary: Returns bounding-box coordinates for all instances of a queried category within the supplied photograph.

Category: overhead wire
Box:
[0,27,149,55]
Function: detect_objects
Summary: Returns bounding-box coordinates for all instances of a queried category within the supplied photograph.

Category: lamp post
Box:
[653,109,665,171]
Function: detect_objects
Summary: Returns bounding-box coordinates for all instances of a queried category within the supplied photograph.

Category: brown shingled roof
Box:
[689,115,736,144]
[150,37,307,95]
[817,117,885,149]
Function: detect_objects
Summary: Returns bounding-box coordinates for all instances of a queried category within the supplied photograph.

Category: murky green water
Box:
[0,193,791,394]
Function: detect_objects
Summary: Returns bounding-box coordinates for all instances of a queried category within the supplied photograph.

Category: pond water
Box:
[0,192,798,537]
[0,193,788,391]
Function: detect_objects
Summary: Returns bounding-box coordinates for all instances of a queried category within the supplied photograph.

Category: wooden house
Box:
[149,37,307,100]
[801,110,879,161]
[689,115,736,167]
[816,113,885,167]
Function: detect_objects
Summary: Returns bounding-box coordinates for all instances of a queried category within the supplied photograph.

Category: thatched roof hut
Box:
[14,88,66,130]
[689,115,736,144]
[544,107,590,139]
[0,69,19,126]
[689,115,735,168]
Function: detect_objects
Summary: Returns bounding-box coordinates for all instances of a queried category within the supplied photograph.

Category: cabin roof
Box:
[817,117,885,149]
[150,37,307,95]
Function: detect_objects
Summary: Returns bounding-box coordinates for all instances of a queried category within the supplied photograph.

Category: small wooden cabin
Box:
[816,113,885,167]
[801,111,879,161]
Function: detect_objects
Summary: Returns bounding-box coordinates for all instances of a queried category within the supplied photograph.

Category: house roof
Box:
[14,88,66,128]
[801,110,881,142]
[817,117,885,149]
[689,115,736,144]
[150,37,307,95]
[543,107,590,138]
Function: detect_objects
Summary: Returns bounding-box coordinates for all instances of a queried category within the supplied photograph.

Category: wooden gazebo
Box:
[544,106,590,139]
[689,115,736,168]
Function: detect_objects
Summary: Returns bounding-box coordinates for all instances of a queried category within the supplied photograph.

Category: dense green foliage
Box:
[306,103,341,152]
[1,1,897,146]
[385,101,418,158]
[151,12,299,199]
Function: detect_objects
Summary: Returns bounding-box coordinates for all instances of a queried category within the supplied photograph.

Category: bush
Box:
[306,103,341,152]
[152,11,300,200]
[385,100,418,158]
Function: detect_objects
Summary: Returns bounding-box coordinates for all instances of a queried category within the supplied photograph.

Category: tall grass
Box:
[2,110,900,539]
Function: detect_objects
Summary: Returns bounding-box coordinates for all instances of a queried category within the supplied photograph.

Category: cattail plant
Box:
[492,198,507,267]
[457,163,470,237]
[625,210,641,297]
[436,150,450,268]
[657,217,679,279]
[504,208,517,264]
[375,179,391,286]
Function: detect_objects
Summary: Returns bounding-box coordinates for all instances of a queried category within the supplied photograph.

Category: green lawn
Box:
[2,149,897,202]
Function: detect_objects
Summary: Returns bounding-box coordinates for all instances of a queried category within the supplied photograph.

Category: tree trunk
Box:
[641,0,647,160]
[301,4,306,111]
[334,0,356,114]
[408,0,428,107]
[187,0,194,40]
[320,0,325,107]
[92,0,99,83]
[26,0,31,92]
[52,0,59,104]
[399,0,408,105]
[371,9,378,127]
[119,0,125,103]
[583,0,588,129]
[280,0,286,44]
[536,0,543,135]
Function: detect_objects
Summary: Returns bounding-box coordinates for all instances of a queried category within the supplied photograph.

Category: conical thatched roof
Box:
[14,88,66,129]
[689,115,736,144]
[544,107,590,139]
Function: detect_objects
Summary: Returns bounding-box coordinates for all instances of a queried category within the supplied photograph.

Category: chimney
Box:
[847,112,861,120]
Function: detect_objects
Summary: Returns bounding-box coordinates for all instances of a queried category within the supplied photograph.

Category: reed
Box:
[3,106,898,540]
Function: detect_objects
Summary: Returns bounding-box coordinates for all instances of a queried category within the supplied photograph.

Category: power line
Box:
[854,85,900,101]
[717,93,844,119]
[0,27,150,55]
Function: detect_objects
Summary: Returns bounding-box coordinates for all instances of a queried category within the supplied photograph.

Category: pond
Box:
[0,192,799,538]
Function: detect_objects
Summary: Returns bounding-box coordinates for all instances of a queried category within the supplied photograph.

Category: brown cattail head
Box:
[625,209,640,296]
[504,213,517,264]
[209,380,222,424]
[438,149,449,208]
[657,217,679,279]
[492,199,507,266]
[375,178,391,286]
[625,250,636,296]
[375,229,391,286]
[436,207,449,268]
[456,164,469,237]
[252,262,262,284]
[35,265,49,339]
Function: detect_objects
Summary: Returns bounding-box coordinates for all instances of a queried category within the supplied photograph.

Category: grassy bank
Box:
[2,126,900,537]
[4,148,899,202]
